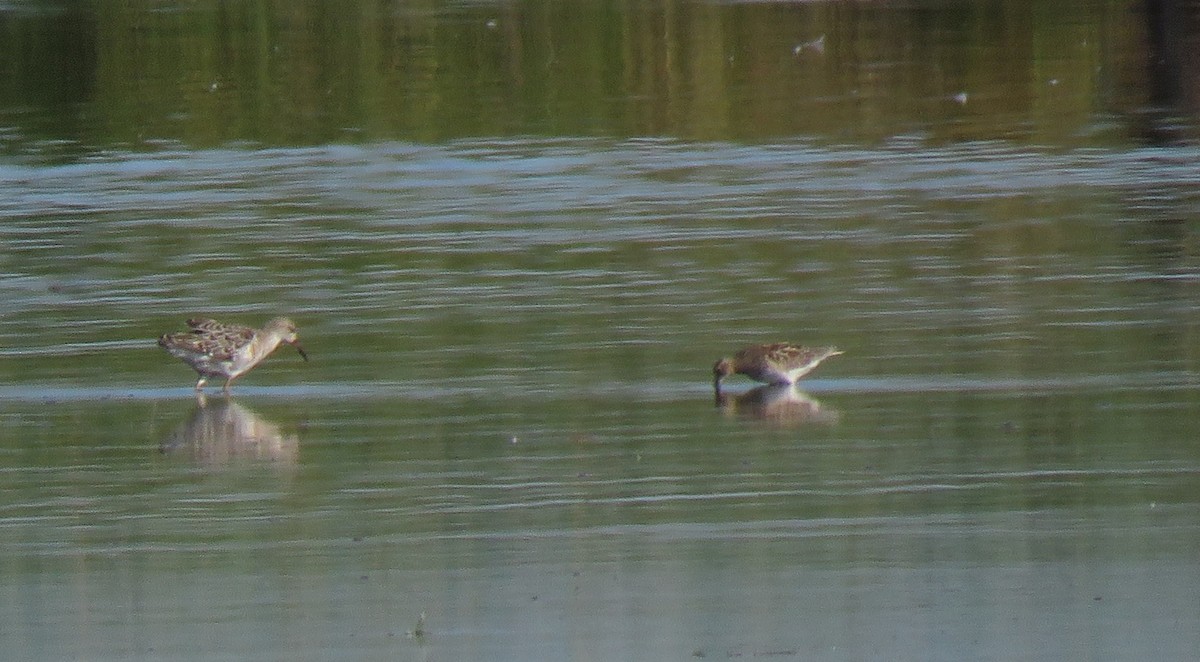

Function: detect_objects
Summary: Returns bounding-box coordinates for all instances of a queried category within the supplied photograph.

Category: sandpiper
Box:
[158,317,308,393]
[713,343,842,390]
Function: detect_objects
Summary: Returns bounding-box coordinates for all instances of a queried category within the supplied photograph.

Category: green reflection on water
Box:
[0,2,1198,656]
[3,386,1197,556]
[0,0,1169,151]
[2,383,1198,659]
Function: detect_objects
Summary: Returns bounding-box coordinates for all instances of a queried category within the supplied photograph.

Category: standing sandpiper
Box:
[158,317,308,393]
[713,343,842,390]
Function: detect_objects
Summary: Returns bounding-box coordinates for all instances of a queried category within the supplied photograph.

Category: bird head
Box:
[712,358,734,389]
[267,317,308,361]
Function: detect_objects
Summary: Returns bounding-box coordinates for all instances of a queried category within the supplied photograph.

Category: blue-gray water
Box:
[3,1,1200,660]
[2,136,1198,661]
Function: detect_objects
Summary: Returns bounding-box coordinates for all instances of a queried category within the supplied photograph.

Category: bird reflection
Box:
[715,384,839,427]
[161,394,298,466]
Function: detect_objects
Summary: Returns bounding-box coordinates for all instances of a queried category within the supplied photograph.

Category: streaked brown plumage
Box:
[158,317,308,393]
[713,343,842,389]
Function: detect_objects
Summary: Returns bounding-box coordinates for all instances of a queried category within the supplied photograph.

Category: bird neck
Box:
[247,331,286,361]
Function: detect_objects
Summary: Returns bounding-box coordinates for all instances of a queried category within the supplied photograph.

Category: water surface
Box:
[2,1,1200,660]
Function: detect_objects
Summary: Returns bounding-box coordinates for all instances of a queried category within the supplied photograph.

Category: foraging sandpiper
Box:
[713,343,842,390]
[158,317,308,393]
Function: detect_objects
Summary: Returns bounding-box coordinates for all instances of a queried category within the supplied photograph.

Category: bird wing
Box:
[764,344,820,368]
[186,319,254,340]
[186,318,247,334]
[169,319,256,360]
[728,343,841,384]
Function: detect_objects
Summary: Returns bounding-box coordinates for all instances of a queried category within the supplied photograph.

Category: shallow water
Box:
[4,385,1200,660]
[3,1,1200,660]
[4,139,1200,660]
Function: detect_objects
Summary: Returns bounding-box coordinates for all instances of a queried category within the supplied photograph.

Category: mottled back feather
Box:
[715,342,842,386]
[160,319,257,362]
